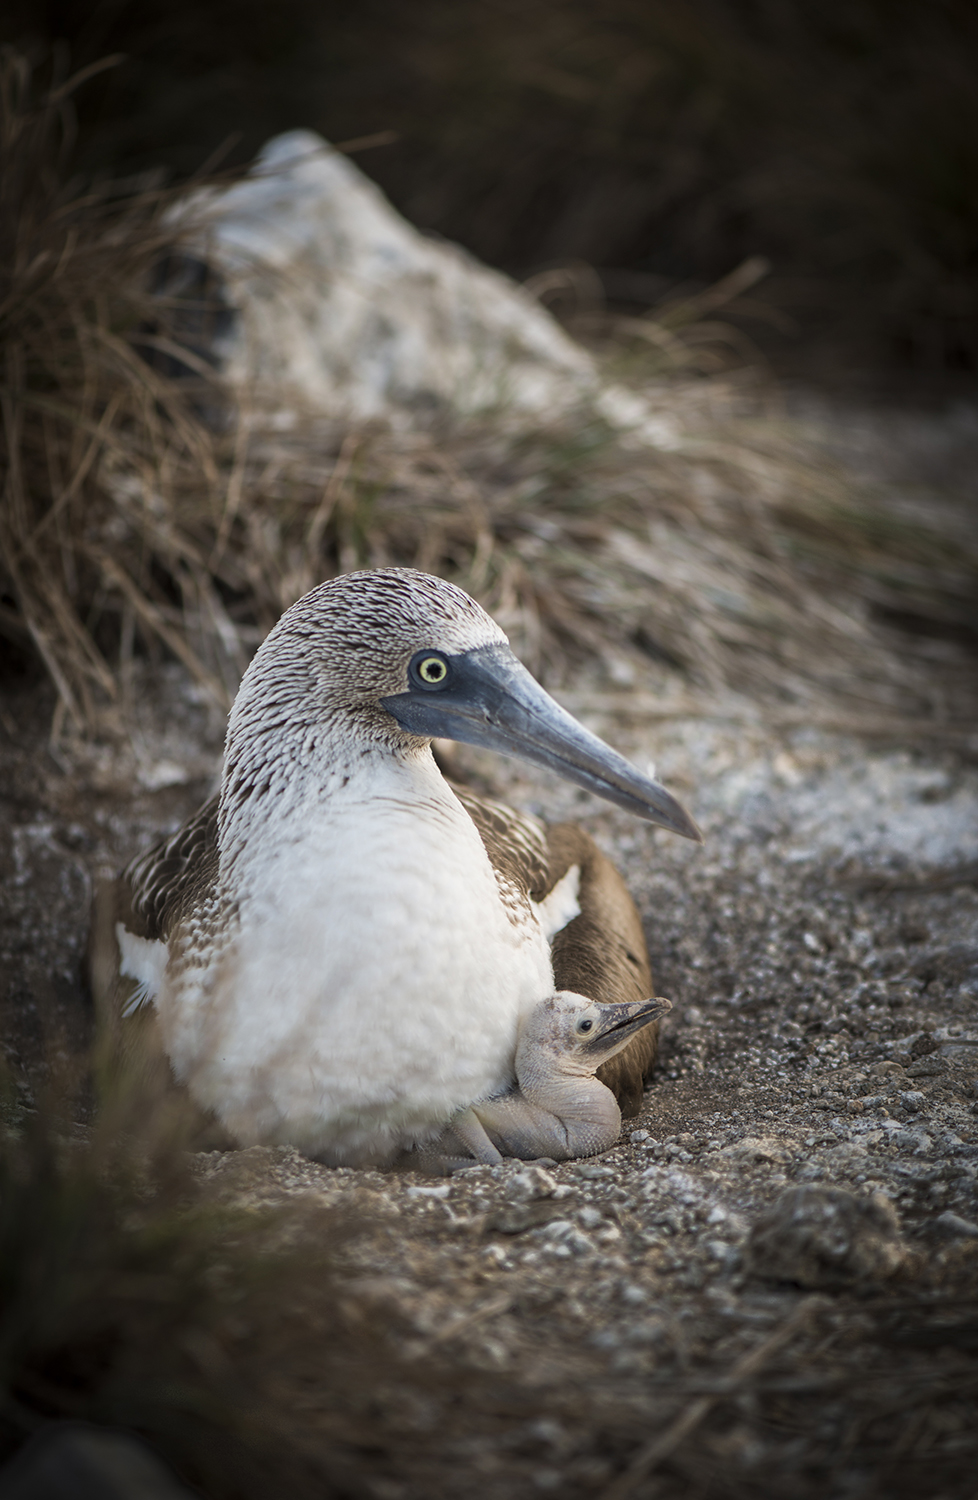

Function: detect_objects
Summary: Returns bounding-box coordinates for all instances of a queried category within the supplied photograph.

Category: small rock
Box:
[890,1130,928,1152]
[721,1136,793,1166]
[626,1319,665,1345]
[934,1211,978,1240]
[589,1328,623,1351]
[900,1091,926,1113]
[506,1166,558,1202]
[747,1186,909,1289]
[908,1056,949,1078]
[869,1061,905,1079]
[485,1198,571,1235]
[573,1163,616,1180]
[539,1218,576,1241]
[630,1130,651,1143]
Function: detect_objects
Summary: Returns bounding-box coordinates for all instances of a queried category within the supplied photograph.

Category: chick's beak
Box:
[580,995,673,1058]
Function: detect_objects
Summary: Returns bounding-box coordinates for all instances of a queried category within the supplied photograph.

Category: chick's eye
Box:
[578,1018,594,1033]
[414,653,449,687]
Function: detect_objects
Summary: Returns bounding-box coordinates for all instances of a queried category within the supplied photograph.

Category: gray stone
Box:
[506,1167,559,1202]
[573,1163,616,1181]
[747,1186,908,1288]
[934,1210,978,1240]
[907,1056,949,1078]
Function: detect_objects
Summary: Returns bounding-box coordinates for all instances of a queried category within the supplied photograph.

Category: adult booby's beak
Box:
[581,995,673,1059]
[381,643,703,841]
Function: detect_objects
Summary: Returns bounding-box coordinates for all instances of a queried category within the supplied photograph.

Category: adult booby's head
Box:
[225,568,701,841]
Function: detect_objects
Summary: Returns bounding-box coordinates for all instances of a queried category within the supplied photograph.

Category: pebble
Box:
[934,1211,978,1239]
[506,1167,558,1202]
[908,1056,949,1077]
[720,1135,793,1166]
[539,1218,576,1239]
[747,1185,908,1288]
[869,1061,905,1079]
[626,1319,665,1345]
[890,1130,929,1152]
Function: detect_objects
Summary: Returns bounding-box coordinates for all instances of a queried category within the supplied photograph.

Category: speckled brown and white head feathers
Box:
[223,569,506,812]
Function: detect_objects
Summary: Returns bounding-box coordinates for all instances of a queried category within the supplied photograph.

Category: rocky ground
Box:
[2,635,977,1497]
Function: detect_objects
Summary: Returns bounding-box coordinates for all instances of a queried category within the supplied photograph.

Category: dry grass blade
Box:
[0,49,238,732]
[600,1296,821,1499]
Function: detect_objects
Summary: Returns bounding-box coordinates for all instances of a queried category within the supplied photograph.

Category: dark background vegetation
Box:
[4,0,978,385]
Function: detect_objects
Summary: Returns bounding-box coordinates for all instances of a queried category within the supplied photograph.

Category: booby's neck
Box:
[514,1036,622,1149]
[218,674,432,864]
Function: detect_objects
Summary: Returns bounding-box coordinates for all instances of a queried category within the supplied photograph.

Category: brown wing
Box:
[87,795,220,1017]
[86,795,231,1147]
[124,794,221,941]
[453,785,659,1119]
[546,823,657,1119]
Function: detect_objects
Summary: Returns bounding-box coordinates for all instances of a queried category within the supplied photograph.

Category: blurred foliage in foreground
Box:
[1,50,976,738]
[4,0,978,376]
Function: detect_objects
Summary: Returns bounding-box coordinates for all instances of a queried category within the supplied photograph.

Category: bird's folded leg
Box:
[446,1107,505,1165]
[388,1107,505,1175]
[470,1095,577,1162]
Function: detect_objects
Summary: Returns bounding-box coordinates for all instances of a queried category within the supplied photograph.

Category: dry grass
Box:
[0,49,235,730]
[1,47,976,747]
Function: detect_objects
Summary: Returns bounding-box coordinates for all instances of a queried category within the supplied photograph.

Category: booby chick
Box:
[91,569,701,1168]
[411,991,672,1170]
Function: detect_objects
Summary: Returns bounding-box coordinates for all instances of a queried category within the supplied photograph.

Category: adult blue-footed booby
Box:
[91,569,701,1168]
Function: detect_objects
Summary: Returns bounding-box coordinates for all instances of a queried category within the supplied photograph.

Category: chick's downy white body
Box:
[159,749,553,1165]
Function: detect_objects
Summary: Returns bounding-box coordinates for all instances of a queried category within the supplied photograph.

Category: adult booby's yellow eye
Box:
[407,650,452,692]
[417,655,448,684]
